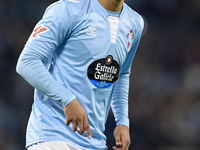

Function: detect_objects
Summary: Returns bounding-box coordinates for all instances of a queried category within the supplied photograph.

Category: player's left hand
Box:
[112,125,130,150]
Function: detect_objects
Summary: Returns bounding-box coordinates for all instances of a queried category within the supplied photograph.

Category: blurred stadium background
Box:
[0,0,200,149]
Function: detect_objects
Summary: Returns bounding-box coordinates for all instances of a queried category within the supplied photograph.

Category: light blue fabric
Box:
[107,11,121,17]
[16,0,144,149]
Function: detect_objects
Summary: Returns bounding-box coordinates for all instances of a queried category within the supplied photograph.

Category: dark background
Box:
[0,0,200,150]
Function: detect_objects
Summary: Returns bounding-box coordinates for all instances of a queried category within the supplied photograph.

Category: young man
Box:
[16,0,144,149]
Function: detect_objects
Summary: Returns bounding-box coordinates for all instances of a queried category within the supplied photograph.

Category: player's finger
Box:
[112,146,121,150]
[78,119,85,135]
[71,121,77,132]
[84,118,92,139]
[112,146,117,150]
[115,135,122,147]
[66,118,72,126]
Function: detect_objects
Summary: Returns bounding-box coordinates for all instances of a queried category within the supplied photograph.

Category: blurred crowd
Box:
[0,0,200,150]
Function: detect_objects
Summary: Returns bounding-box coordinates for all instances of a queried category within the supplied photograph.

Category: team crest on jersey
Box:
[87,55,120,88]
[127,29,134,52]
[32,24,49,38]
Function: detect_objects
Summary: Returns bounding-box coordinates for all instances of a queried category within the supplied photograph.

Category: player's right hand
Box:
[64,99,92,139]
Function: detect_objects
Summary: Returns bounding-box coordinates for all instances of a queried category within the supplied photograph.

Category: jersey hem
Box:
[26,138,79,149]
[26,137,107,150]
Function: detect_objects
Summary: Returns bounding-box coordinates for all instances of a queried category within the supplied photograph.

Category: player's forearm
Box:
[16,46,76,107]
[111,73,130,128]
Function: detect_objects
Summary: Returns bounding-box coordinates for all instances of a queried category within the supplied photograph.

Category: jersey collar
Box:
[93,0,125,19]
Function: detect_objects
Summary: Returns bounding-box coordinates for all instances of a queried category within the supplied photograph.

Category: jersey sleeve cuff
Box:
[60,90,77,107]
[116,117,130,128]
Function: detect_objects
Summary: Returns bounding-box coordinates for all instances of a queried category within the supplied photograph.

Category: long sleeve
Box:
[111,20,144,127]
[16,2,76,107]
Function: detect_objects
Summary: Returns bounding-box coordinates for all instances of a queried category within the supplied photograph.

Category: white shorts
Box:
[27,141,80,150]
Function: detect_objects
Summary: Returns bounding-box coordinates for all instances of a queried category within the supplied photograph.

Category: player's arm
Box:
[16,2,75,107]
[111,18,144,150]
[16,2,91,138]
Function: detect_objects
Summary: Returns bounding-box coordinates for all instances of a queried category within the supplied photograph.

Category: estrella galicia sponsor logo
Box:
[87,55,120,88]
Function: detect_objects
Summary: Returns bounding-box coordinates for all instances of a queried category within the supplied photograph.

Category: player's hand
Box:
[64,99,92,139]
[112,125,130,150]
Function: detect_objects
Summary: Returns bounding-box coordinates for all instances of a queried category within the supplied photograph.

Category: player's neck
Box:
[98,0,124,12]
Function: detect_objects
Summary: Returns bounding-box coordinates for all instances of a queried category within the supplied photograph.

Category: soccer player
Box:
[16,0,144,149]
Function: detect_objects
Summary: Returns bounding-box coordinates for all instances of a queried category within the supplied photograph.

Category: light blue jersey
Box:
[16,0,144,149]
